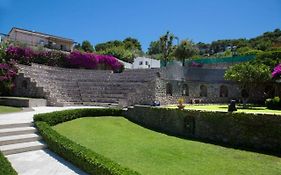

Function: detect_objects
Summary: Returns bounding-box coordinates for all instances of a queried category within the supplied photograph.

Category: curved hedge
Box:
[34,108,140,175]
[0,151,17,175]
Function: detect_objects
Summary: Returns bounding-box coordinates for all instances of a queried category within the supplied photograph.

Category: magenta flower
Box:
[272,64,281,78]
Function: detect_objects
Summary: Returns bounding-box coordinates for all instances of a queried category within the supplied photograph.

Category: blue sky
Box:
[0,0,280,51]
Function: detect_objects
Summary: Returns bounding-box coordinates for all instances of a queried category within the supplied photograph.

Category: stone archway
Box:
[200,85,207,97]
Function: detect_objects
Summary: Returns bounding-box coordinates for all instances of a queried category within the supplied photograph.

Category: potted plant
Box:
[177,98,185,110]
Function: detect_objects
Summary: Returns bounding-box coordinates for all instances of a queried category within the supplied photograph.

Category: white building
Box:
[132,57,160,69]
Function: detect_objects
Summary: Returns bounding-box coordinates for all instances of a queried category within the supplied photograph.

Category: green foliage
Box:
[254,50,281,69]
[174,40,199,66]
[224,62,271,85]
[265,97,281,110]
[81,40,94,53]
[159,31,176,66]
[95,38,143,63]
[34,108,123,126]
[0,151,17,175]
[123,37,142,51]
[97,46,135,63]
[34,108,139,175]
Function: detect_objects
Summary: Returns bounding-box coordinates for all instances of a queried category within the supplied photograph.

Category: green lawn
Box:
[166,104,281,115]
[0,105,22,114]
[54,117,281,175]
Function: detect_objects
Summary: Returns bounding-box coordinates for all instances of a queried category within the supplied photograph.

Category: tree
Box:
[174,40,199,66]
[97,46,134,63]
[159,31,175,66]
[73,43,83,51]
[81,40,94,53]
[123,37,142,51]
[224,62,271,107]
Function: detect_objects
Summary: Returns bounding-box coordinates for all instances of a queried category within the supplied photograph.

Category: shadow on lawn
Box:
[126,117,281,158]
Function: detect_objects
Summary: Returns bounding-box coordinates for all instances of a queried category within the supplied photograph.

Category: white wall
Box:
[133,57,160,69]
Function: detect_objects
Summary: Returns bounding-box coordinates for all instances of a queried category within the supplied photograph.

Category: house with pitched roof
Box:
[3,27,74,52]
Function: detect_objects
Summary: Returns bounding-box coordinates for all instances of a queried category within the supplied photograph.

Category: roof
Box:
[8,27,74,42]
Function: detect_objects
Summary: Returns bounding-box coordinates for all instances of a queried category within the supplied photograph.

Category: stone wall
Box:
[155,78,240,105]
[13,73,45,98]
[125,105,281,153]
[14,64,159,106]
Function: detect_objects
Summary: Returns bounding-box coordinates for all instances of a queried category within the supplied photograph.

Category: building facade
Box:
[133,57,160,69]
[3,27,74,52]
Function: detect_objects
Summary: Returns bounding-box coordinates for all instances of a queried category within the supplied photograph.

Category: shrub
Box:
[0,62,17,95]
[0,151,17,175]
[5,46,124,72]
[34,108,123,125]
[272,64,281,79]
[265,97,281,110]
[34,108,139,175]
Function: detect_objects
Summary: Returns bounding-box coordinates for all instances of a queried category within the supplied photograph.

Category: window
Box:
[200,85,207,97]
[145,61,149,65]
[219,85,228,97]
[182,84,189,96]
[166,83,173,96]
[139,61,143,65]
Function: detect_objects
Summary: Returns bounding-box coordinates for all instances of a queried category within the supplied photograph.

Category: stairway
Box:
[0,122,47,155]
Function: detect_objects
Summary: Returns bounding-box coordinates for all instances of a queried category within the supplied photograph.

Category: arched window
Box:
[166,83,173,96]
[264,85,274,98]
[220,85,228,97]
[182,84,189,96]
[200,85,207,97]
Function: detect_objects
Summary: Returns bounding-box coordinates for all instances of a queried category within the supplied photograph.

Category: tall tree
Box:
[174,40,199,66]
[81,40,94,53]
[159,31,175,66]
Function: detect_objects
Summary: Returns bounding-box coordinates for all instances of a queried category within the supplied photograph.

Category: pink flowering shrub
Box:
[0,61,17,95]
[66,51,124,72]
[5,46,124,72]
[272,64,281,79]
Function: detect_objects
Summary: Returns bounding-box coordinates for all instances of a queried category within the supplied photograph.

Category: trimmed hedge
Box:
[125,105,281,153]
[0,151,17,175]
[34,108,139,175]
[34,108,124,126]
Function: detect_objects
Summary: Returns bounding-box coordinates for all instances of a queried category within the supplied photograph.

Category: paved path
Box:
[0,106,101,175]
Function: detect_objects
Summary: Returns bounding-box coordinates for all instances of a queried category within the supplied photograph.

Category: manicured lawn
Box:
[54,117,281,175]
[166,104,281,115]
[0,105,22,114]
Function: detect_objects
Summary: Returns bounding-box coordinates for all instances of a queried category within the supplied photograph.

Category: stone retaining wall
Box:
[125,105,281,153]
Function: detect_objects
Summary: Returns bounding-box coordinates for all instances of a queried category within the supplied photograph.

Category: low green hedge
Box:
[0,151,17,175]
[34,108,123,126]
[34,108,139,175]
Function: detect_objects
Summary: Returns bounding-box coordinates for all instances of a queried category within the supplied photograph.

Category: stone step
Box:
[0,127,37,137]
[0,141,47,155]
[0,133,42,146]
[0,123,33,129]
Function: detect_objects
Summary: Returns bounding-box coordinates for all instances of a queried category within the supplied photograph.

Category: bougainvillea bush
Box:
[272,64,281,79]
[0,62,17,95]
[4,46,124,72]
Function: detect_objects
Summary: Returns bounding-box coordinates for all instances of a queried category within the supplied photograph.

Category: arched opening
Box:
[22,80,28,89]
[200,85,207,97]
[166,83,173,96]
[220,85,228,97]
[264,85,274,98]
[182,84,189,96]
